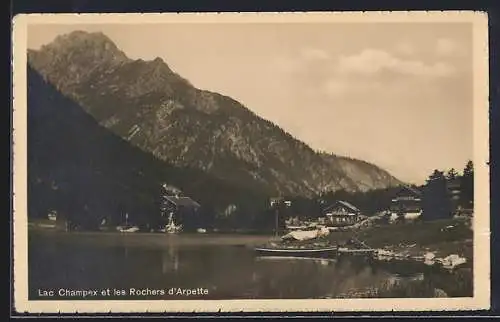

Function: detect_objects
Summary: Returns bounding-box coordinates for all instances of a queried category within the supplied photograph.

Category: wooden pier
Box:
[337,237,376,257]
[337,247,376,256]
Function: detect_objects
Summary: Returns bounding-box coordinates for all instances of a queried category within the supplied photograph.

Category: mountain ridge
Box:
[28,30,404,197]
[27,65,271,228]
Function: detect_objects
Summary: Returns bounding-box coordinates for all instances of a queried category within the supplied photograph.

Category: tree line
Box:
[421,160,474,220]
[155,159,474,231]
[32,158,474,232]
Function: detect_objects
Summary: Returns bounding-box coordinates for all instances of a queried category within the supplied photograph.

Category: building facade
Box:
[269,197,292,208]
[160,184,201,231]
[390,186,422,220]
[322,200,361,227]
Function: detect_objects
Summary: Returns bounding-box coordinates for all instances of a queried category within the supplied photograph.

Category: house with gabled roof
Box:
[161,191,200,210]
[160,183,201,231]
[322,200,362,227]
[390,185,422,220]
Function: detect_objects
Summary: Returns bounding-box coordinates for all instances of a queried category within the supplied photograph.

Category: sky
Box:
[27,22,474,185]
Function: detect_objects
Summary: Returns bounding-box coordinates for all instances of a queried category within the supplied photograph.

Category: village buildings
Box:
[322,200,362,226]
[389,185,422,220]
[389,180,465,221]
[269,197,292,208]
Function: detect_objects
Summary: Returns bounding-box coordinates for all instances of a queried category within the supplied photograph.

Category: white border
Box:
[12,11,490,313]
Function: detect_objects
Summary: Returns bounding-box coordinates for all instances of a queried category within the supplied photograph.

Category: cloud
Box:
[322,77,388,99]
[394,42,415,55]
[271,48,329,74]
[436,38,459,56]
[336,49,456,78]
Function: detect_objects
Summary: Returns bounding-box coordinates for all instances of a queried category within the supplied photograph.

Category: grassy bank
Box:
[324,218,473,297]
[327,218,473,263]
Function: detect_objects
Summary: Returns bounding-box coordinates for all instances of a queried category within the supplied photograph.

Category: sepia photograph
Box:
[12,12,490,313]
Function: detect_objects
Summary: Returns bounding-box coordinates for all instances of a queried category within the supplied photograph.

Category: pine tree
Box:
[446,168,459,180]
[422,170,452,221]
[460,160,474,208]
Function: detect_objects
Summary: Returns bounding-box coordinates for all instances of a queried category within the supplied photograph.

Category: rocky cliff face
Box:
[28,30,403,197]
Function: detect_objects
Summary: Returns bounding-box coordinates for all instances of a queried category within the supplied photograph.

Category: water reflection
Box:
[162,242,179,273]
[28,232,471,300]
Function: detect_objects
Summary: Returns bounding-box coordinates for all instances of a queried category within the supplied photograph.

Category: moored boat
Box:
[116,225,140,233]
[257,205,337,258]
[116,213,140,233]
[254,244,338,258]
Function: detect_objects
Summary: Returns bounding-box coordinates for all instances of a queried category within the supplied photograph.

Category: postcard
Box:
[12,11,490,313]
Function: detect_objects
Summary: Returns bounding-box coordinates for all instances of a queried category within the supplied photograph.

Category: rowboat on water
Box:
[254,221,337,258]
[116,225,140,233]
[254,244,338,258]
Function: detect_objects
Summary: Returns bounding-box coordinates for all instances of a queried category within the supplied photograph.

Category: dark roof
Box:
[324,200,361,213]
[164,196,201,208]
[337,200,360,212]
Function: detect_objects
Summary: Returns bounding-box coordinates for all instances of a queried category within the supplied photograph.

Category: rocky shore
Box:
[325,217,473,270]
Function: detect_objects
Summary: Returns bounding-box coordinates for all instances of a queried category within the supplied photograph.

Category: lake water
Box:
[28,229,472,300]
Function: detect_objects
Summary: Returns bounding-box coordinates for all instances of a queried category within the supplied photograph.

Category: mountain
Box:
[27,65,268,229]
[319,153,403,192]
[28,30,403,197]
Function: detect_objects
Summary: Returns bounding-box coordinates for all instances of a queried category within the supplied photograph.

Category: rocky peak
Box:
[145,57,175,76]
[44,30,129,64]
[28,30,131,91]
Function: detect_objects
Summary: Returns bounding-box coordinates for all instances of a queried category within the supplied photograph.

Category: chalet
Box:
[390,185,422,219]
[47,210,57,221]
[269,197,292,208]
[322,200,361,226]
[269,197,281,207]
[160,183,201,230]
[162,195,201,217]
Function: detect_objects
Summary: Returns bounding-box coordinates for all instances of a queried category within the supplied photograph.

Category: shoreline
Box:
[28,226,280,247]
[28,217,473,268]
[327,218,473,272]
[28,220,473,297]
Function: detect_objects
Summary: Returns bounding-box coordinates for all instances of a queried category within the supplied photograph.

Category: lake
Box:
[28,229,472,300]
